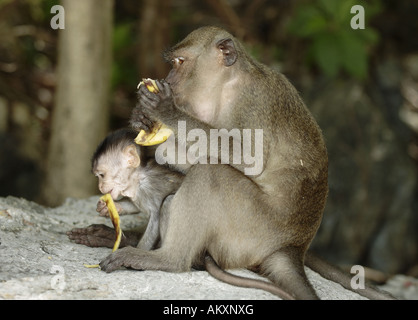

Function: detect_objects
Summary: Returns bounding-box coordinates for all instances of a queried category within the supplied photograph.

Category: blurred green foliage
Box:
[111,22,137,88]
[288,0,381,80]
[28,0,60,23]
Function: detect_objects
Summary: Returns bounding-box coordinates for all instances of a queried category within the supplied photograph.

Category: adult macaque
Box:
[68,128,183,251]
[99,26,328,300]
[94,26,393,300]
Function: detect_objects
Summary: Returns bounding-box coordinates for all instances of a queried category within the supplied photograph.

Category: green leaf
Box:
[312,33,341,77]
[358,29,380,46]
[288,6,327,38]
[112,23,133,53]
[339,32,368,79]
[335,0,358,24]
[318,0,340,17]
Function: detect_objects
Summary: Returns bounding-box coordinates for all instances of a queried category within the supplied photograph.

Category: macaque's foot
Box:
[99,246,143,273]
[99,246,184,273]
[67,224,116,248]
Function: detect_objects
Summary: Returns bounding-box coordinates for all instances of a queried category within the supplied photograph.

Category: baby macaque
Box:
[68,128,183,250]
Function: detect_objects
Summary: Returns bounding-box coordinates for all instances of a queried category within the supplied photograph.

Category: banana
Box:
[137,78,159,93]
[100,193,122,252]
[135,78,173,146]
[83,194,122,269]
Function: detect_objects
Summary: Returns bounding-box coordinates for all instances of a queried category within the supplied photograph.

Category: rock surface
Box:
[0,196,394,300]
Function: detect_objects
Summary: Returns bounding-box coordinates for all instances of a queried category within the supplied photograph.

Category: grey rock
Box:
[0,196,368,300]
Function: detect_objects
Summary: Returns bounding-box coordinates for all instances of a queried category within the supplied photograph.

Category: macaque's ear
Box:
[123,145,141,168]
[216,38,237,66]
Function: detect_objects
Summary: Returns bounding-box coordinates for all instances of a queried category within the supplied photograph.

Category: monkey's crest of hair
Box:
[91,128,140,170]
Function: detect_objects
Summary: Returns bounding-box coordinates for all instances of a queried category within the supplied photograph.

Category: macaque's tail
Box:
[304,252,396,300]
[204,255,295,300]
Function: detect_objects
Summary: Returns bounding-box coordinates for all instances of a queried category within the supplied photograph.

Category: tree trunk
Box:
[42,0,113,206]
[138,0,171,79]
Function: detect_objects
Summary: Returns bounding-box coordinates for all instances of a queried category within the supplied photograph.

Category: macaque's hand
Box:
[130,102,155,133]
[67,224,116,248]
[96,199,109,217]
[96,199,122,217]
[136,80,175,123]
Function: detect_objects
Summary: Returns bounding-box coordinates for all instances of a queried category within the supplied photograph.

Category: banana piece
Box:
[137,78,159,93]
[83,194,122,269]
[84,264,100,268]
[134,122,173,146]
[135,78,173,146]
[100,193,122,252]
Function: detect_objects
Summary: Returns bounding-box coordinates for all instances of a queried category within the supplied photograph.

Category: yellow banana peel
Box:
[134,122,173,146]
[83,263,101,268]
[83,193,122,269]
[135,78,173,146]
[137,78,159,93]
[100,193,122,253]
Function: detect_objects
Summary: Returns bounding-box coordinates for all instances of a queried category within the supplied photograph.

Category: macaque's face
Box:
[92,145,141,200]
[163,29,237,123]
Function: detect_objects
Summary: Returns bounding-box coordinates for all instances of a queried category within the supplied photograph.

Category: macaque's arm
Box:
[116,198,140,215]
[136,207,160,251]
[135,81,259,174]
[97,198,139,217]
[67,224,141,248]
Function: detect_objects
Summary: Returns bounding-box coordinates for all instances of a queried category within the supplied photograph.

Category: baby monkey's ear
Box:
[122,144,141,168]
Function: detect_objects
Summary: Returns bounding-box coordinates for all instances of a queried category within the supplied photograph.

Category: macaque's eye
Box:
[171,57,184,67]
[96,173,105,179]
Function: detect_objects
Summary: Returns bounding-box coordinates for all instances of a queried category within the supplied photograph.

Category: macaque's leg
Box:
[67,224,140,248]
[261,250,319,300]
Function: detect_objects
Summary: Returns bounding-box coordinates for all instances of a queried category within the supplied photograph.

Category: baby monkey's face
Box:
[92,146,141,200]
[93,157,125,201]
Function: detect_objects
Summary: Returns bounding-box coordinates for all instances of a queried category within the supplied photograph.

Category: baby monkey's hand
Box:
[96,199,121,217]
